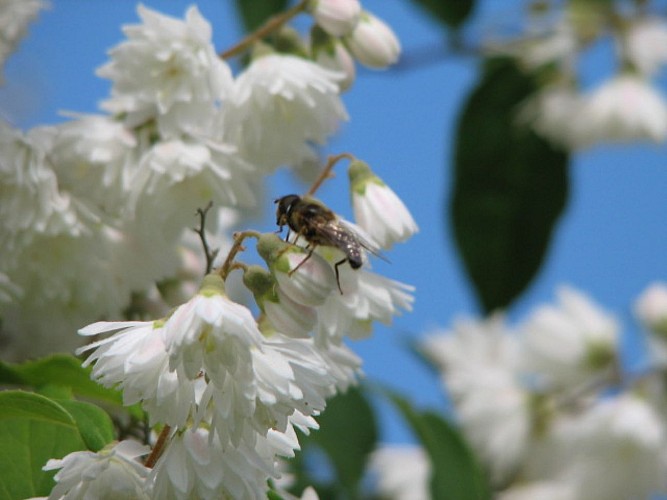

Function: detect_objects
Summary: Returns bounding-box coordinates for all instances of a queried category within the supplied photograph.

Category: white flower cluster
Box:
[373,286,667,500]
[17,4,414,498]
[0,0,45,82]
[0,2,398,359]
[503,4,667,149]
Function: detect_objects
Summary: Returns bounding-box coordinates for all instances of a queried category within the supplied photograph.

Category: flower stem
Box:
[193,201,218,275]
[307,153,355,196]
[218,230,261,280]
[220,0,310,59]
[145,425,171,468]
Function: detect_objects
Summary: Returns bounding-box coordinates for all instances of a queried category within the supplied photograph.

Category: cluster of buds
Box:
[307,0,401,90]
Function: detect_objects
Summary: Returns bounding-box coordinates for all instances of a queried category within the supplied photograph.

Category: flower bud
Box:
[348,160,418,248]
[344,11,400,69]
[243,265,317,338]
[309,0,361,37]
[257,233,335,306]
[311,26,356,91]
[635,283,667,337]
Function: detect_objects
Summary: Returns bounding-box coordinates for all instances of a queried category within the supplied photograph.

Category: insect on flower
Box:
[275,194,384,293]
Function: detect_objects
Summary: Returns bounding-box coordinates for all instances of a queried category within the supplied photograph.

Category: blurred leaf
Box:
[0,354,124,407]
[234,0,288,32]
[411,0,475,28]
[55,399,115,452]
[451,57,569,313]
[0,391,87,499]
[291,386,378,499]
[389,392,491,500]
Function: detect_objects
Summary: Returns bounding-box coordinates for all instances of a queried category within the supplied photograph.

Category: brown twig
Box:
[145,425,171,468]
[218,230,261,280]
[307,153,355,196]
[220,0,310,59]
[193,202,218,275]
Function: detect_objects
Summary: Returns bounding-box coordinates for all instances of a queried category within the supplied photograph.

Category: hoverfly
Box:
[275,194,382,294]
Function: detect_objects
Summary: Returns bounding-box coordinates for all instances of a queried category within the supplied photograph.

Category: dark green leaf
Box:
[389,392,491,500]
[291,386,378,498]
[451,57,569,313]
[411,0,475,28]
[0,354,124,407]
[55,399,115,452]
[0,391,86,499]
[234,0,288,32]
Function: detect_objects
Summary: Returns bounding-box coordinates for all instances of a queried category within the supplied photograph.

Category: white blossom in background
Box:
[49,114,137,220]
[554,394,667,500]
[127,137,255,242]
[0,0,45,82]
[514,20,577,71]
[369,445,430,500]
[498,481,577,500]
[98,5,233,134]
[635,282,667,365]
[309,0,361,37]
[623,17,667,76]
[422,316,531,485]
[571,74,667,147]
[224,53,347,172]
[517,84,582,148]
[43,440,151,500]
[345,11,401,69]
[520,286,619,391]
[348,159,418,249]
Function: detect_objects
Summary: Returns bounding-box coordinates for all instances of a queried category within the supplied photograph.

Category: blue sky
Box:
[3,0,667,443]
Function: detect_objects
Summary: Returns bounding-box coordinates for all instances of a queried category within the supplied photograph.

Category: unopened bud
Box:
[309,0,361,37]
[344,11,400,69]
[312,26,356,91]
[635,283,667,337]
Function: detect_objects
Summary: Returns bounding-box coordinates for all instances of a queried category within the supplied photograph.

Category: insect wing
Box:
[337,219,389,263]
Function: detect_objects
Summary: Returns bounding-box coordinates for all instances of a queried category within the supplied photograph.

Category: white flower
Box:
[349,160,418,249]
[517,85,582,148]
[49,114,137,220]
[0,0,45,82]
[572,74,667,147]
[43,440,151,500]
[128,137,255,241]
[78,320,199,428]
[345,11,400,69]
[623,18,667,76]
[635,282,667,366]
[224,53,347,172]
[515,20,577,71]
[520,286,619,391]
[150,427,272,500]
[0,123,93,248]
[422,316,531,485]
[252,333,336,432]
[369,445,430,500]
[635,282,667,334]
[258,233,336,307]
[98,5,233,131]
[556,394,667,500]
[498,481,577,500]
[310,0,361,37]
[314,264,414,342]
[313,36,356,91]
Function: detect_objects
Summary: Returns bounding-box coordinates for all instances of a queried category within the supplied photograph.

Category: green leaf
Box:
[451,57,569,313]
[389,393,491,500]
[0,391,87,499]
[292,386,378,498]
[234,0,288,32]
[55,399,115,452]
[411,0,475,28]
[0,354,124,407]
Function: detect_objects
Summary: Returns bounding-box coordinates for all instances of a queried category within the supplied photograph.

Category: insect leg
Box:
[333,258,348,294]
[288,247,315,276]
